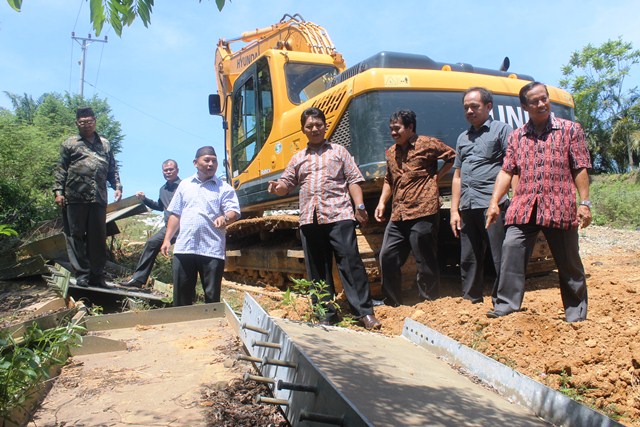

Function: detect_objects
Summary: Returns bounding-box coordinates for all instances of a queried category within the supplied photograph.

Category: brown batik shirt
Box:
[384,134,455,221]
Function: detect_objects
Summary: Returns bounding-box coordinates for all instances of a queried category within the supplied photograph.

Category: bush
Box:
[590,172,640,229]
[0,322,84,422]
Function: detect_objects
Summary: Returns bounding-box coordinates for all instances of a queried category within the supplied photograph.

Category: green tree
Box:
[3,92,38,124]
[5,0,227,36]
[560,37,640,172]
[0,92,124,232]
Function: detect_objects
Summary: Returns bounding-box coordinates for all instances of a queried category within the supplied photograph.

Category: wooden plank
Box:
[225,247,306,274]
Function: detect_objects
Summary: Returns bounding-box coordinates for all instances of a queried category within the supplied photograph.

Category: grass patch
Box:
[111,213,173,283]
[590,172,640,229]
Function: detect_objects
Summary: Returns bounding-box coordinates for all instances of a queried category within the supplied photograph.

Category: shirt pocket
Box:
[480,138,503,161]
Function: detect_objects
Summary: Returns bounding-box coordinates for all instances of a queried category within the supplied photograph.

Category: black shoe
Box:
[75,279,89,288]
[119,278,144,288]
[90,279,114,289]
[486,310,511,319]
[360,314,382,330]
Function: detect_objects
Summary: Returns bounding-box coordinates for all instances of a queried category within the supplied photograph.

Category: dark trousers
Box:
[172,254,224,306]
[131,226,176,284]
[380,213,440,305]
[460,203,507,304]
[63,203,107,283]
[493,222,588,322]
[300,219,373,321]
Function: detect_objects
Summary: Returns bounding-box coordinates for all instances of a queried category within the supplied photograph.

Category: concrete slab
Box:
[276,319,549,427]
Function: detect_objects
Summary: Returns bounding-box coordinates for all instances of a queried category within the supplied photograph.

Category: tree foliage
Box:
[560,37,640,172]
[6,0,227,36]
[0,92,124,232]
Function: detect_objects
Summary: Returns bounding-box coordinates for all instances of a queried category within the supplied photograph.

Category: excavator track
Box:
[225,214,556,295]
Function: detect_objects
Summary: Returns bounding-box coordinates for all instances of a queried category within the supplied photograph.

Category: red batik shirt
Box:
[279,141,364,225]
[503,115,591,230]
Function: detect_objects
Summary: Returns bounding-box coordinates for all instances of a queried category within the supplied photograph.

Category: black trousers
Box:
[63,203,107,284]
[300,219,373,321]
[493,222,588,322]
[131,226,176,284]
[380,213,440,305]
[459,203,507,304]
[172,254,224,306]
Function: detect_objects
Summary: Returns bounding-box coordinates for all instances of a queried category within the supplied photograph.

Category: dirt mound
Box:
[371,225,640,425]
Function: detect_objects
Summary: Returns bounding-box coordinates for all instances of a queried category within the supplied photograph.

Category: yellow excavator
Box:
[209,13,572,291]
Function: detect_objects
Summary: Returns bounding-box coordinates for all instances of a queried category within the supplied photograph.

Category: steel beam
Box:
[402,317,624,427]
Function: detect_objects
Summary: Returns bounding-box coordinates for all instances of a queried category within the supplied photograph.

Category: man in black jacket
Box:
[120,159,181,288]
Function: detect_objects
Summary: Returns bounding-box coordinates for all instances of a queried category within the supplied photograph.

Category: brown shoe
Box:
[360,314,381,330]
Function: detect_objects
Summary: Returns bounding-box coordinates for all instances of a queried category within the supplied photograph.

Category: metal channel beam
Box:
[402,317,624,427]
[238,293,373,427]
[84,302,226,331]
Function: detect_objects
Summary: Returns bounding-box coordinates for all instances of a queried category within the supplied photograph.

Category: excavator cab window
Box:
[285,63,339,104]
[230,57,274,176]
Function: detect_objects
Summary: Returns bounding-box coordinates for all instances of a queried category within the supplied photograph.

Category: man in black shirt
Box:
[120,159,181,288]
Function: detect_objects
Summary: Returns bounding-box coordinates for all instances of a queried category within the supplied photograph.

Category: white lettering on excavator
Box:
[490,105,530,129]
[237,52,258,70]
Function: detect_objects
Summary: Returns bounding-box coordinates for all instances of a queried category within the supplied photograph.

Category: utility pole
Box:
[71,32,108,98]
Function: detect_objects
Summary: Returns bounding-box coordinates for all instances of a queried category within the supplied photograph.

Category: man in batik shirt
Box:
[268,107,381,330]
[54,107,122,288]
[485,82,592,322]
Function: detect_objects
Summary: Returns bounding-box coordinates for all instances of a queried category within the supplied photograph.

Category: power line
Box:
[71,33,108,98]
[83,81,211,142]
[92,30,110,97]
[69,0,84,93]
[72,0,83,32]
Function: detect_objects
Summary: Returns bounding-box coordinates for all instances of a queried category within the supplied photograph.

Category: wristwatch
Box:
[357,204,366,210]
[580,200,592,208]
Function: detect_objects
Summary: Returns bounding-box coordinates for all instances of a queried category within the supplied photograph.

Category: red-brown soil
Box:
[2,225,638,425]
[258,225,640,426]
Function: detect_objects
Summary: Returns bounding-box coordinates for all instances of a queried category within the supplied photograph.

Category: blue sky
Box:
[1,0,639,202]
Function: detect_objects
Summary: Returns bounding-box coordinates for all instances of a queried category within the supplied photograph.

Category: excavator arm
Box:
[213,13,344,117]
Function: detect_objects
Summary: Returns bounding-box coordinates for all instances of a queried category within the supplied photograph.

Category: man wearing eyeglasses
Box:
[485,82,592,322]
[54,107,123,288]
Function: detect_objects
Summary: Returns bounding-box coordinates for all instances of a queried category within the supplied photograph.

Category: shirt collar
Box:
[191,173,219,186]
[524,113,558,135]
[165,178,181,189]
[78,132,99,145]
[467,118,492,135]
[396,134,418,152]
[305,139,329,153]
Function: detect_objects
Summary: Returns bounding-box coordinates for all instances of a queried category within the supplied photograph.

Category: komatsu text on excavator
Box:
[209,13,575,292]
